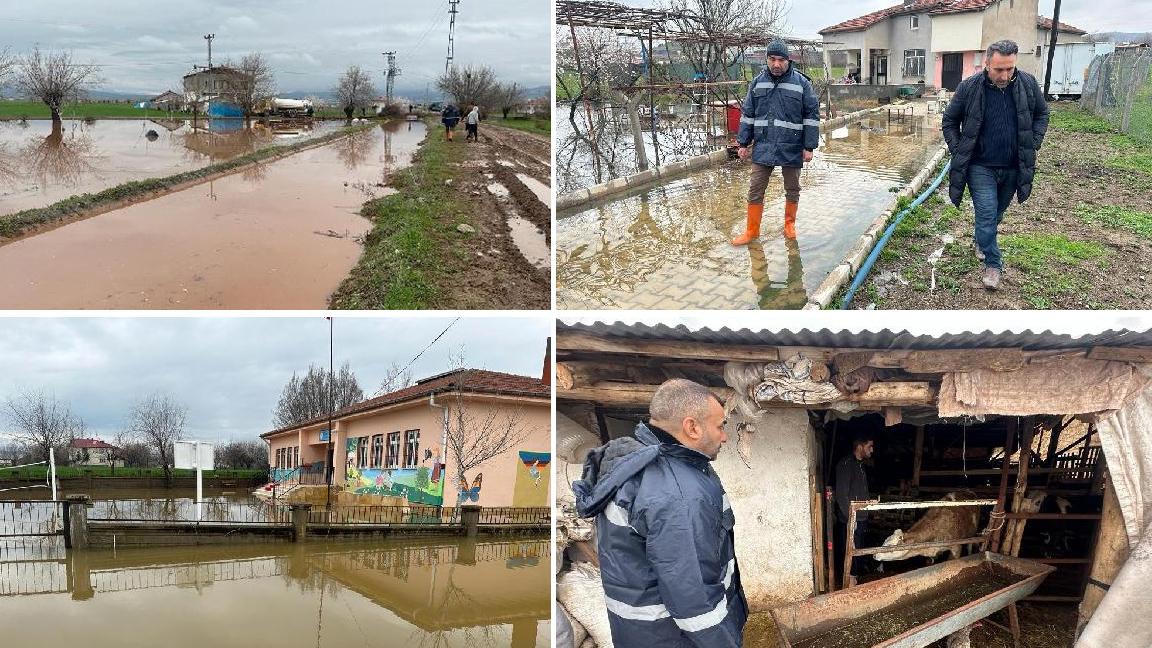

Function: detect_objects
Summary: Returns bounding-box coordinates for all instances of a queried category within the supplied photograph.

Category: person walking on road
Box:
[441,103,461,141]
[465,105,480,142]
[574,378,748,648]
[942,39,1050,291]
[732,39,820,245]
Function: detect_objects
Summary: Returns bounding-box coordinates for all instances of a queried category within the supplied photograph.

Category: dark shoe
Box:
[973,239,985,262]
[981,266,1001,290]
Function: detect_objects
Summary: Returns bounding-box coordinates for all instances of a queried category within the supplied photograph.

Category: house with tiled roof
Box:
[260,363,551,508]
[69,438,120,467]
[819,0,1088,91]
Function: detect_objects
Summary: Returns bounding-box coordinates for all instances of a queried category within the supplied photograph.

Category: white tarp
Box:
[1077,380,1152,648]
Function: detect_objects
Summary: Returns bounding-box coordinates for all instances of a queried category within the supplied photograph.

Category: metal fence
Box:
[478,507,552,525]
[1081,48,1152,143]
[87,499,292,525]
[308,505,459,526]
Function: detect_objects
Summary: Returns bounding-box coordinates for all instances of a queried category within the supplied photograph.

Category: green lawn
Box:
[0,100,195,120]
[493,115,550,136]
[0,465,266,480]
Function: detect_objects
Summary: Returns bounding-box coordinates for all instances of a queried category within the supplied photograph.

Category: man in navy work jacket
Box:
[732,39,820,245]
[942,39,1049,291]
[574,379,748,648]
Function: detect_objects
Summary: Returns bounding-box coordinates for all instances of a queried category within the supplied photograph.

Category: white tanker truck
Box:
[264,97,314,118]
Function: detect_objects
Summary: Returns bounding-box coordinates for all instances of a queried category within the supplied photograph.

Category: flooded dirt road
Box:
[0,535,550,648]
[557,108,943,309]
[0,120,425,309]
[0,119,340,215]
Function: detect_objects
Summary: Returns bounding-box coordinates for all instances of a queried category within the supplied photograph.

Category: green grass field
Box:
[0,465,266,480]
[0,100,195,120]
[494,115,550,136]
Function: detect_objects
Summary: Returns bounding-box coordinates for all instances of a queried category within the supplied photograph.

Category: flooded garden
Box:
[556,103,945,309]
[0,120,425,309]
[0,487,550,647]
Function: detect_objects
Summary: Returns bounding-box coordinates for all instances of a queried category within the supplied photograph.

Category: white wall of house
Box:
[1037,29,1090,49]
[889,12,934,83]
[932,12,985,52]
[981,0,1042,74]
[713,408,815,609]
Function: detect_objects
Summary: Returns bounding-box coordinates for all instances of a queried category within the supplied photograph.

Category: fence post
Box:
[460,505,481,537]
[64,494,90,550]
[290,504,311,542]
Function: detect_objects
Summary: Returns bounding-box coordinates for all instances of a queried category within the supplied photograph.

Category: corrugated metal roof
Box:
[558,322,1152,350]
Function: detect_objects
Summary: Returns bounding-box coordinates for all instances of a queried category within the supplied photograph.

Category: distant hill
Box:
[1090,31,1152,44]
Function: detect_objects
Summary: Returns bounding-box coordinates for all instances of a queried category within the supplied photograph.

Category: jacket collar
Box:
[636,422,712,466]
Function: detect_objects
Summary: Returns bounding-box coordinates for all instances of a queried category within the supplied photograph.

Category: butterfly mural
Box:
[458,473,483,503]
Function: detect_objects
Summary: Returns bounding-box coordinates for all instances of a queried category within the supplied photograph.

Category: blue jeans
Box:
[967,164,1018,270]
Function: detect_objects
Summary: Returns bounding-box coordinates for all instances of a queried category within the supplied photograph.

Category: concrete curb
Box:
[556,107,886,212]
[802,143,949,310]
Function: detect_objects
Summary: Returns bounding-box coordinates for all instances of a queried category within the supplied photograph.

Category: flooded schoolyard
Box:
[0,120,425,309]
[557,106,944,309]
[0,118,342,215]
[0,486,550,647]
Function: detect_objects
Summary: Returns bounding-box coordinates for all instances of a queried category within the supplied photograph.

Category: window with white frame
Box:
[371,434,384,467]
[404,430,420,467]
[386,432,401,468]
[904,49,926,76]
[357,437,369,468]
[292,446,299,468]
[910,15,919,30]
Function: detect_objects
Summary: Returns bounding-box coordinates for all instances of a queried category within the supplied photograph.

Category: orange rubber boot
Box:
[731,203,764,246]
[784,201,798,239]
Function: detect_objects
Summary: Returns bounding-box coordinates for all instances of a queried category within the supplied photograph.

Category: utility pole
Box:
[1043,0,1063,96]
[203,34,215,69]
[382,51,400,107]
[446,0,461,73]
[325,316,334,510]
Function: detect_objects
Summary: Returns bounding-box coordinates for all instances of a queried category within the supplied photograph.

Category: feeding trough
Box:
[768,552,1054,648]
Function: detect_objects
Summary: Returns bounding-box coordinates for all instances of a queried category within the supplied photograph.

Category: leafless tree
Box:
[0,47,15,86]
[15,47,103,124]
[377,361,414,395]
[3,390,85,463]
[493,82,524,119]
[333,65,378,119]
[441,372,539,503]
[214,440,268,470]
[109,430,155,472]
[125,394,187,482]
[20,121,102,187]
[665,0,789,81]
[229,52,276,119]
[272,362,363,428]
[556,26,639,102]
[437,65,498,111]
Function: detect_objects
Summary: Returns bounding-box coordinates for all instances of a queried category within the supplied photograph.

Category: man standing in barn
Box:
[942,39,1050,291]
[573,379,747,648]
[835,432,874,585]
[731,39,820,245]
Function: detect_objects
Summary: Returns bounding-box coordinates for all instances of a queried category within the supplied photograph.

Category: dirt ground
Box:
[435,123,551,309]
[857,103,1152,309]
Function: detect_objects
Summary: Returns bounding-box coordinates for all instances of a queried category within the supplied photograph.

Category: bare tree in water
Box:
[20,122,102,187]
[125,394,187,483]
[666,0,789,81]
[333,65,377,119]
[15,47,102,124]
[228,52,276,119]
[3,390,85,463]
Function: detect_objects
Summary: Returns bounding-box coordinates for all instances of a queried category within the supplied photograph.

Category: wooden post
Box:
[461,504,481,537]
[990,419,1018,553]
[1076,472,1130,637]
[842,503,858,589]
[1004,419,1035,556]
[912,425,925,487]
[64,495,90,550]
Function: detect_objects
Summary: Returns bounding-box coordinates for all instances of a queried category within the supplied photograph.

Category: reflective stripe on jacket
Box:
[573,423,748,648]
[736,64,820,167]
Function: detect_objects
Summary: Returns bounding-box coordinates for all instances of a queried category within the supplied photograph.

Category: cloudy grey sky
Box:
[0,316,551,445]
[0,0,549,96]
[631,1,1151,38]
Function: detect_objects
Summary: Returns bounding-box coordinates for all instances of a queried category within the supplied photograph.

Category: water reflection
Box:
[557,110,944,310]
[0,536,550,647]
[19,120,104,188]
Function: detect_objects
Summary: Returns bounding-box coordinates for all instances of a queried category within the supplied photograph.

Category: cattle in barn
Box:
[873,492,981,563]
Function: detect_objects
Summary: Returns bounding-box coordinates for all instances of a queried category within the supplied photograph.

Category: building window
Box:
[293,446,299,468]
[404,430,420,467]
[386,432,401,468]
[904,49,926,76]
[909,15,919,30]
[357,437,369,468]
[371,434,384,467]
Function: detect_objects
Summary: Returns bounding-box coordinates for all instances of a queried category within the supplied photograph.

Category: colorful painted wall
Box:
[512,451,551,507]
[444,398,552,508]
[343,436,447,505]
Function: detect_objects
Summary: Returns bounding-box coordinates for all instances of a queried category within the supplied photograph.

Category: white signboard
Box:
[174,441,215,470]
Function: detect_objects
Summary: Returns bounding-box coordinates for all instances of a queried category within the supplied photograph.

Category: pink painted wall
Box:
[932,51,979,89]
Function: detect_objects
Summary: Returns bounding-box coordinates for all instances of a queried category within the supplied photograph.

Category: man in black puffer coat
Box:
[942,39,1049,291]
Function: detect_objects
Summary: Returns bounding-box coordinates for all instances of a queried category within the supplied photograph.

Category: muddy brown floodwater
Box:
[0,120,425,309]
[0,118,341,215]
[0,534,551,648]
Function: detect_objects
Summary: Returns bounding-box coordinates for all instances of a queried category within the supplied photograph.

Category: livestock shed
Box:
[555,322,1151,648]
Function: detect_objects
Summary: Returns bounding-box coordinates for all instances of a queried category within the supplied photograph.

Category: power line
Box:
[371,318,460,397]
[445,0,461,74]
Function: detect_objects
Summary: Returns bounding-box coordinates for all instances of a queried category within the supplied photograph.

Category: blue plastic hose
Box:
[840,159,952,309]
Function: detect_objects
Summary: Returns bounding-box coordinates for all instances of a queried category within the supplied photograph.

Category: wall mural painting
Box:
[344,437,446,505]
[513,451,551,507]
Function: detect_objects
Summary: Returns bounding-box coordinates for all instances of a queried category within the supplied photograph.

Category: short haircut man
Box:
[941,38,1050,291]
[573,379,748,647]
